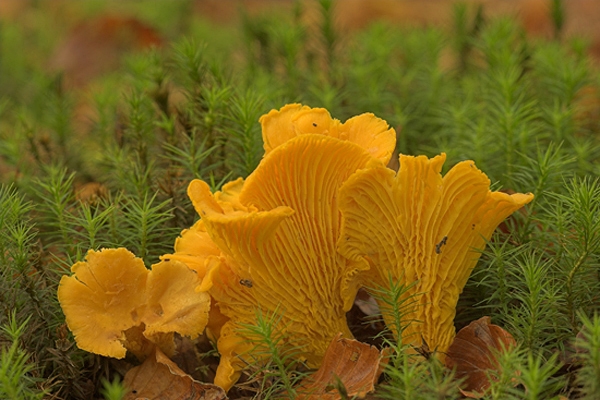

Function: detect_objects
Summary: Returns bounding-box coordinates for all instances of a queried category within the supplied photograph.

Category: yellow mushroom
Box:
[188,135,378,390]
[163,219,221,278]
[58,248,210,360]
[260,103,396,162]
[337,153,534,358]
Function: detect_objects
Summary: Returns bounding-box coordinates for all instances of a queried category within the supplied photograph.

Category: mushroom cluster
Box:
[57,104,534,393]
[57,248,210,360]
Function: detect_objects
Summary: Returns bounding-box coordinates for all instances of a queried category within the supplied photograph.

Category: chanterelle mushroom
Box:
[260,103,395,162]
[58,248,210,359]
[174,104,397,391]
[337,153,534,358]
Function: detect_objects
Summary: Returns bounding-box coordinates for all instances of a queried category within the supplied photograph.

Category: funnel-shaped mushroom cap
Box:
[260,103,396,163]
[163,178,248,278]
[163,220,221,278]
[58,248,210,359]
[188,134,380,391]
[337,154,534,356]
[58,248,147,358]
[143,259,211,340]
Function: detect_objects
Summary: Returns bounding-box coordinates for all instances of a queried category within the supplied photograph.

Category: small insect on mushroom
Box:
[435,236,448,254]
[239,279,253,288]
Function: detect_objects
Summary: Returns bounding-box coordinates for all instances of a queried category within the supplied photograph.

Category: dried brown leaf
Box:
[296,333,387,400]
[49,15,162,87]
[123,348,227,400]
[445,316,517,398]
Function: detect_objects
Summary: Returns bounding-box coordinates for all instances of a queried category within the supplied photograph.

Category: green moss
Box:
[1,0,599,398]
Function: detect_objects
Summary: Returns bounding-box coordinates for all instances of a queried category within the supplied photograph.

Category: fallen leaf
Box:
[347,290,386,348]
[75,182,108,204]
[49,15,163,87]
[123,348,227,400]
[354,288,380,317]
[296,333,387,400]
[444,316,517,398]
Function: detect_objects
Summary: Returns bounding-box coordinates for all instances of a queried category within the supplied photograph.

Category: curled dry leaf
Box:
[444,316,517,398]
[123,348,227,400]
[296,333,387,400]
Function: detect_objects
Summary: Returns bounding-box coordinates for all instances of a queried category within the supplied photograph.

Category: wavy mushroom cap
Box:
[337,153,534,357]
[58,248,210,359]
[163,178,250,280]
[164,220,221,277]
[259,103,396,164]
[187,134,381,390]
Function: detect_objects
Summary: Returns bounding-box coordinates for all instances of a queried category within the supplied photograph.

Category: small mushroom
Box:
[260,103,396,163]
[337,153,534,358]
[57,248,210,360]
